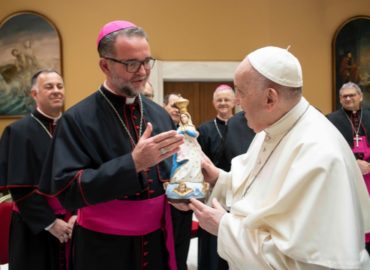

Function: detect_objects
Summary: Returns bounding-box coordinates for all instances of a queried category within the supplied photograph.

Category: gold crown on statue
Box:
[174,98,189,114]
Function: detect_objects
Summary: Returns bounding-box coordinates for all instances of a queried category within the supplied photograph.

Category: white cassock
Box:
[210,98,370,270]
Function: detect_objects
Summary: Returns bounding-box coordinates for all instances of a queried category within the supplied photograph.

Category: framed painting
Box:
[0,11,62,118]
[333,16,370,110]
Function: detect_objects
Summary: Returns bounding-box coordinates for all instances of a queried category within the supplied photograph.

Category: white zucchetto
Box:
[247,46,303,88]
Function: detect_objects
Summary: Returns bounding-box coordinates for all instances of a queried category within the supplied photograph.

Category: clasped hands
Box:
[49,215,77,243]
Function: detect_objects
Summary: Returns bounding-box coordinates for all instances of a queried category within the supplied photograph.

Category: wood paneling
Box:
[164,81,233,127]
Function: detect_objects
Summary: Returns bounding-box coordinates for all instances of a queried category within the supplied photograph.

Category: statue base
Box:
[167,197,206,203]
[164,182,209,202]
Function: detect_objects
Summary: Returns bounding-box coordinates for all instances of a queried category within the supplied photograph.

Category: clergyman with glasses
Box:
[40,20,183,270]
[327,81,370,255]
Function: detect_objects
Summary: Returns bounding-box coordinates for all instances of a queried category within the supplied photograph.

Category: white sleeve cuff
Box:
[44,219,57,231]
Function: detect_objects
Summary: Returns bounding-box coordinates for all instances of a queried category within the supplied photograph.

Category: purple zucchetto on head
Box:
[214,84,233,93]
[96,20,136,48]
[215,84,232,91]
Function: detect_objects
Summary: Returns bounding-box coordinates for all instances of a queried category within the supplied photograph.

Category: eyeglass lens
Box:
[341,93,357,99]
[127,59,155,73]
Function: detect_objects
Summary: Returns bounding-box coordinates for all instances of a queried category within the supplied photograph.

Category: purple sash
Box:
[352,135,370,242]
[77,195,177,270]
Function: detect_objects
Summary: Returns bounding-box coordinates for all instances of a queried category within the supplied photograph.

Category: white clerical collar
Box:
[103,81,137,104]
[36,107,62,123]
[264,97,309,138]
[126,97,136,104]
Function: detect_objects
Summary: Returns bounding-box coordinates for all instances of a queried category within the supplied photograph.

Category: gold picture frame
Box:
[332,15,370,110]
[0,11,62,118]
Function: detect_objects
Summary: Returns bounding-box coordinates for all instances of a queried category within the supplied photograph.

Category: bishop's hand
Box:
[357,159,370,175]
[132,122,184,172]
[48,218,73,243]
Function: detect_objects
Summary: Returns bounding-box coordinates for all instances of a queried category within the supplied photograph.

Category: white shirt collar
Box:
[103,81,137,104]
[36,107,62,123]
[264,97,309,138]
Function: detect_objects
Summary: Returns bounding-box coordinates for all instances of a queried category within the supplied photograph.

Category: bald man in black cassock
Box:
[0,70,74,270]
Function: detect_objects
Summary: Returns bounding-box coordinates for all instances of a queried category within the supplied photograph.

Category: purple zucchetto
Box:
[214,84,233,92]
[96,20,136,48]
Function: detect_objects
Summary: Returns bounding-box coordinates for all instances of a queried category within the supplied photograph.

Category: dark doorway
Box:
[164,81,234,127]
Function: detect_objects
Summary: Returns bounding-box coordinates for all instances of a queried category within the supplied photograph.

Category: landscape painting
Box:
[0,12,61,117]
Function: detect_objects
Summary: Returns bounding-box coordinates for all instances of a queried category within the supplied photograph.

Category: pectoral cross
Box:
[354,134,362,147]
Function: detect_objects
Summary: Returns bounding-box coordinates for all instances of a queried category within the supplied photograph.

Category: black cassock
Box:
[327,108,370,147]
[327,107,370,255]
[0,110,67,270]
[196,111,255,270]
[198,117,228,169]
[197,117,228,270]
[221,111,256,171]
[40,87,178,270]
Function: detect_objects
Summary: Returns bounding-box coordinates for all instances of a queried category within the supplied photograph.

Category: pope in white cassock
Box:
[174,46,370,269]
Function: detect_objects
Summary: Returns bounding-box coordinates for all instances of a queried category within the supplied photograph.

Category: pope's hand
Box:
[169,201,192,211]
[200,152,219,186]
[189,197,226,236]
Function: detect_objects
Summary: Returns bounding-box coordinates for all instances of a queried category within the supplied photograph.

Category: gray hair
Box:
[163,93,182,106]
[98,27,148,58]
[31,69,62,90]
[339,82,362,96]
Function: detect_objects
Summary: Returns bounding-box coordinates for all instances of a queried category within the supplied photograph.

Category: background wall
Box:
[0,0,369,132]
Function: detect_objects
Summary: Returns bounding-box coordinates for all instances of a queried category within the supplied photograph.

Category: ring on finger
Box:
[160,147,167,155]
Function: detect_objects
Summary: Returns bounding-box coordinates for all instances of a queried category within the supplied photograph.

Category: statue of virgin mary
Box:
[164,98,209,202]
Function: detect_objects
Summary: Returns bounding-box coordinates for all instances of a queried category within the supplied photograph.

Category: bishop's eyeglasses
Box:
[103,57,156,73]
[340,93,358,99]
